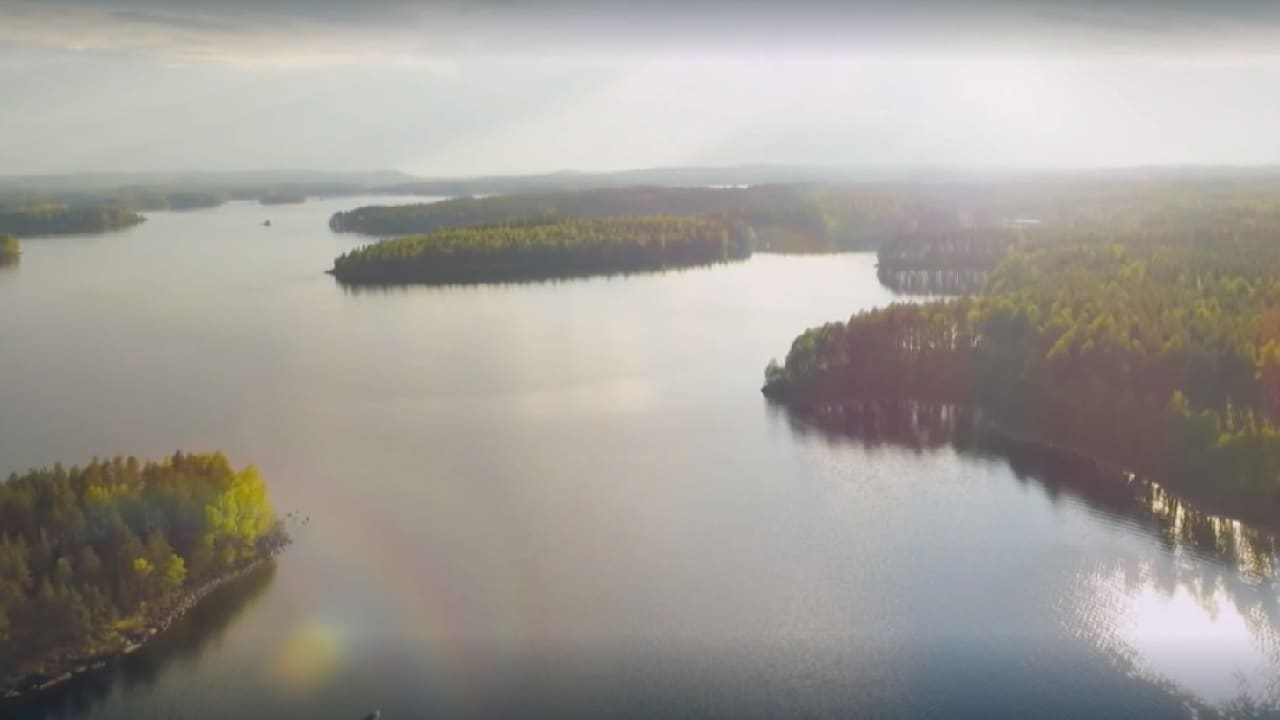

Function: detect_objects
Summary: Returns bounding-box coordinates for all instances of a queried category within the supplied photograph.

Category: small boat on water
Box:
[362,711,381,720]
[263,220,272,227]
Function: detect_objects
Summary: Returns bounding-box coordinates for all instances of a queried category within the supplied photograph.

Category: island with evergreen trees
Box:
[0,235,18,265]
[0,204,145,237]
[764,234,1280,526]
[0,452,288,701]
[330,215,754,285]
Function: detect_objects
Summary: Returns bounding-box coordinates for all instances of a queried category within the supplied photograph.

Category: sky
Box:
[2,1,1280,176]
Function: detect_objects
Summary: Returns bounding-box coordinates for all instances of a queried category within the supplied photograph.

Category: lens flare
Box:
[271,619,345,693]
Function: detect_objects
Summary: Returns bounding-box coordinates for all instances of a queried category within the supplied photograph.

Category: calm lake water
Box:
[2,198,1278,719]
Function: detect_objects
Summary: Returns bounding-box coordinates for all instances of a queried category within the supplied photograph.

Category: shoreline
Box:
[768,391,1280,539]
[978,418,1280,537]
[329,252,750,287]
[326,255,747,288]
[1,543,286,704]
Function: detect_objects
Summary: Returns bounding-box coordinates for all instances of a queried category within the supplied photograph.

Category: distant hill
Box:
[372,165,961,196]
[0,170,421,214]
[8,165,1280,209]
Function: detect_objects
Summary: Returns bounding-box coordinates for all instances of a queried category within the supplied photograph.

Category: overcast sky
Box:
[2,0,1280,176]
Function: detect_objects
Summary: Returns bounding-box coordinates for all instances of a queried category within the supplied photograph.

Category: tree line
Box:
[872,175,1280,274]
[765,239,1280,515]
[329,185,911,253]
[331,175,1280,263]
[0,178,392,216]
[0,452,285,682]
[330,214,754,285]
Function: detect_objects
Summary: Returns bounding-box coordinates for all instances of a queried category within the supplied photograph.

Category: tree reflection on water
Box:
[775,399,1280,712]
[12,561,278,720]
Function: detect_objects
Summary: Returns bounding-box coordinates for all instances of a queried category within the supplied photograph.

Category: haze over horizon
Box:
[3,0,1280,176]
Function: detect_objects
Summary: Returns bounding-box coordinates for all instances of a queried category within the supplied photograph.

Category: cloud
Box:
[1,1,1280,63]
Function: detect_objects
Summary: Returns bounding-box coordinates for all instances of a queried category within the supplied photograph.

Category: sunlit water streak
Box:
[1067,483,1280,711]
[788,402,1280,716]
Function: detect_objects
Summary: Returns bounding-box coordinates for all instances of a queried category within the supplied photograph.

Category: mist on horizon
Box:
[2,0,1280,176]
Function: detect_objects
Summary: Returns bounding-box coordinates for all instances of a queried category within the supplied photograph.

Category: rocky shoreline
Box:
[1,542,287,704]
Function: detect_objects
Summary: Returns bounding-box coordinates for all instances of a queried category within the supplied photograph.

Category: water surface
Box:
[1,198,1277,719]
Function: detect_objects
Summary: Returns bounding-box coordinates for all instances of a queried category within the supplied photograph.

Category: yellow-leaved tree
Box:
[203,466,276,567]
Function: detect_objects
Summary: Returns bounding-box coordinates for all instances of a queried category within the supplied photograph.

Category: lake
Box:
[2,197,1278,719]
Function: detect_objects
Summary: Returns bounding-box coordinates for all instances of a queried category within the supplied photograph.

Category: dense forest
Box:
[329,186,754,233]
[330,185,910,253]
[125,191,227,211]
[0,235,18,264]
[334,175,1280,261]
[330,214,754,285]
[0,452,286,691]
[0,205,144,237]
[870,175,1280,274]
[765,237,1280,516]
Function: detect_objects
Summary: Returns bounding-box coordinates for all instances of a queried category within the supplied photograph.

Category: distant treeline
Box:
[0,190,226,215]
[259,192,307,206]
[331,177,1280,263]
[0,452,285,685]
[765,238,1280,516]
[102,185,329,210]
[876,227,1025,272]
[0,205,144,237]
[96,191,227,211]
[876,267,990,296]
[0,178,386,214]
[331,215,753,285]
[872,176,1280,275]
[0,180,380,238]
[330,185,910,253]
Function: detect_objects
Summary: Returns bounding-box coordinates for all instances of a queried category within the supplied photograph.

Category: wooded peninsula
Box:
[330,215,753,285]
[0,452,287,700]
[764,200,1280,519]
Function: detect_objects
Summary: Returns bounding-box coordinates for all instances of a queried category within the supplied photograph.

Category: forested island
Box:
[0,235,18,264]
[0,205,144,237]
[330,215,753,285]
[0,452,287,701]
[765,235,1280,522]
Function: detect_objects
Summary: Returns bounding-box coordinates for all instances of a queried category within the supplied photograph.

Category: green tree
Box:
[0,452,285,677]
[0,234,18,264]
